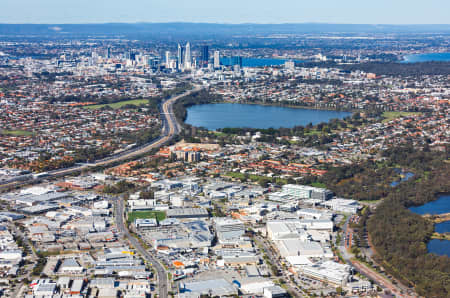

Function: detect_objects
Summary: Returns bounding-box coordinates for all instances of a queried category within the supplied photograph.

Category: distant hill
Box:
[0,23,450,38]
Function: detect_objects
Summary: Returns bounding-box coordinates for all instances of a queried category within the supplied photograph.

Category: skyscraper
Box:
[184,42,192,70]
[106,47,111,59]
[177,43,184,70]
[213,50,220,68]
[165,51,171,68]
[201,45,209,68]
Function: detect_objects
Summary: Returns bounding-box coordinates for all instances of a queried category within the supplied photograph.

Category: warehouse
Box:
[277,239,325,258]
[179,278,238,298]
[167,208,209,219]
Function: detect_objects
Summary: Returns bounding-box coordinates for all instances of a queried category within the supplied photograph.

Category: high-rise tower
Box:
[165,51,171,68]
[184,42,192,70]
[201,45,209,68]
[213,50,220,68]
[177,44,185,70]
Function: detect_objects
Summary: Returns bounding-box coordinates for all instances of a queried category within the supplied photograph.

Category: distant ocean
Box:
[402,52,450,63]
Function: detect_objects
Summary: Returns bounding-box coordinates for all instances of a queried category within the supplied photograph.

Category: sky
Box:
[1,0,449,24]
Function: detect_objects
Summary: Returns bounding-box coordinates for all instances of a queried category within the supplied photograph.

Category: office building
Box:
[177,44,184,70]
[184,42,192,70]
[165,51,171,68]
[214,50,220,68]
[300,261,351,286]
[282,184,333,201]
[200,45,209,67]
[105,47,111,59]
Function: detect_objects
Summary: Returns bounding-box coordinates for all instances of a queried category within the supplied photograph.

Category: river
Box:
[185,103,351,130]
[402,52,450,63]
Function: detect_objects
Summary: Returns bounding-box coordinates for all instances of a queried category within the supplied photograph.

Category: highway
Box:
[0,87,203,295]
[114,197,169,298]
[0,86,202,191]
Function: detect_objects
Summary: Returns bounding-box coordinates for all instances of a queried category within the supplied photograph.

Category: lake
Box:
[402,52,450,63]
[220,57,304,67]
[409,195,450,257]
[185,103,351,130]
[409,195,450,215]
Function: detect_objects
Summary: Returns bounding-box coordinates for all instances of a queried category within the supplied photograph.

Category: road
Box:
[10,224,39,298]
[254,235,307,297]
[0,86,202,192]
[0,86,201,295]
[338,216,415,297]
[114,197,169,298]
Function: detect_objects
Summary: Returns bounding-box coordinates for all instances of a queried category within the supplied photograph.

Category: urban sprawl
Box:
[0,31,449,298]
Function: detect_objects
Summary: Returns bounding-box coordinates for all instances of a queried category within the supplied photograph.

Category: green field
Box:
[127,211,166,223]
[1,130,34,136]
[382,111,421,123]
[309,182,327,188]
[84,99,149,110]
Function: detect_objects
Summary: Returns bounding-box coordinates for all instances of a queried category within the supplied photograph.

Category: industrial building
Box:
[214,217,246,243]
[167,208,209,219]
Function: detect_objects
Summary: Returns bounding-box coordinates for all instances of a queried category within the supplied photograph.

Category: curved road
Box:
[0,86,202,191]
[1,86,203,296]
[49,86,199,175]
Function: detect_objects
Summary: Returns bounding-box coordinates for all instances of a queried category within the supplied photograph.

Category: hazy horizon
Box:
[2,0,449,25]
[1,22,450,25]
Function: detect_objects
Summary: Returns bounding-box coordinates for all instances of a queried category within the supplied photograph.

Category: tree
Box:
[139,191,154,200]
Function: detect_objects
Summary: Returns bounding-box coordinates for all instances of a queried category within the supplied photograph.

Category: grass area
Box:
[84,99,149,110]
[1,130,34,136]
[127,211,166,223]
[309,182,326,188]
[304,129,323,136]
[382,111,421,123]
[211,131,228,137]
[359,199,382,204]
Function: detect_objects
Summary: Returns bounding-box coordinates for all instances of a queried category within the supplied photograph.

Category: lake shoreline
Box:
[185,102,352,130]
[231,100,358,113]
[409,194,450,257]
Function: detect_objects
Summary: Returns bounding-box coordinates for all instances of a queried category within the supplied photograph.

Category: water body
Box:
[409,195,450,215]
[390,171,414,187]
[185,103,351,130]
[221,57,304,67]
[435,221,450,234]
[409,195,450,257]
[427,240,450,258]
[402,52,450,63]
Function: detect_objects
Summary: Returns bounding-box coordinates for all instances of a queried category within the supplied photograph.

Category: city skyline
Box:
[1,0,450,25]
